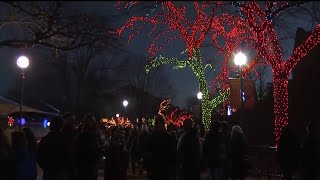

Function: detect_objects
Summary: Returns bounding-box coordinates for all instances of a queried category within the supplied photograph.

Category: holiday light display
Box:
[146,51,230,128]
[142,117,155,126]
[116,1,262,129]
[102,116,132,128]
[8,117,14,127]
[236,1,320,144]
[158,99,193,127]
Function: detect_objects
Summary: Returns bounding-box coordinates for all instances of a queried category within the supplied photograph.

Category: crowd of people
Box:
[0,112,319,180]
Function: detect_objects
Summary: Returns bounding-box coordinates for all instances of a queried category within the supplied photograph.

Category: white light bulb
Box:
[17,56,29,69]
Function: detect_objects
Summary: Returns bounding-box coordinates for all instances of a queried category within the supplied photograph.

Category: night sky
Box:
[0,1,317,108]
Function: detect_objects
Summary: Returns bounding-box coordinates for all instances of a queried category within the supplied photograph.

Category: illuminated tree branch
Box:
[116,1,251,129]
[239,1,320,145]
[147,52,231,118]
[145,56,189,74]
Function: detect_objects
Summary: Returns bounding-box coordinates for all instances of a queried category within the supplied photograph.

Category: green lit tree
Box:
[116,1,254,129]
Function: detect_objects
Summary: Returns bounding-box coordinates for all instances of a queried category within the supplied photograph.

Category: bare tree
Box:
[0,1,117,50]
[126,54,174,98]
[247,64,269,100]
[185,96,200,111]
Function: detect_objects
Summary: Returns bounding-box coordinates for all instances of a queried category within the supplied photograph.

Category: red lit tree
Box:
[116,1,258,129]
[237,1,320,144]
[158,99,193,127]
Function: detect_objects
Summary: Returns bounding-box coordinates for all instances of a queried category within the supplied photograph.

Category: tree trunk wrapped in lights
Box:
[236,1,320,145]
[145,49,230,129]
[115,1,259,129]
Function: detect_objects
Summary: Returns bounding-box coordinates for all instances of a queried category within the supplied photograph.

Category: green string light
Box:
[145,49,230,130]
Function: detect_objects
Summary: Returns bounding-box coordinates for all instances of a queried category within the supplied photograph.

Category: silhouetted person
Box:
[12,131,37,180]
[301,120,320,180]
[203,120,228,180]
[230,125,249,180]
[137,124,151,175]
[146,114,175,180]
[177,118,201,180]
[127,126,139,174]
[23,128,38,155]
[0,128,14,180]
[277,125,299,180]
[62,112,78,180]
[168,129,178,180]
[221,121,232,179]
[104,127,129,180]
[75,115,101,180]
[37,116,67,180]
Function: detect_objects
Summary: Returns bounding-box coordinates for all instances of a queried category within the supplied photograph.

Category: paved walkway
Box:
[98,169,284,180]
[37,166,284,180]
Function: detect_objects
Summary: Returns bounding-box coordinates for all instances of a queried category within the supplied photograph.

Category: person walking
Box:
[277,125,300,180]
[75,115,101,180]
[37,116,68,180]
[203,120,228,180]
[0,128,15,180]
[12,131,37,180]
[146,114,176,180]
[127,126,139,175]
[61,112,78,180]
[104,127,129,180]
[230,125,249,180]
[177,118,201,180]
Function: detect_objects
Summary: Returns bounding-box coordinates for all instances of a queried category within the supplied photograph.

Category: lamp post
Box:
[16,56,29,132]
[234,52,247,125]
[123,100,128,117]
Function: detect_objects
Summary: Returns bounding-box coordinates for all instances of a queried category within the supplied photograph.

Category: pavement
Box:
[98,168,284,180]
[37,166,285,180]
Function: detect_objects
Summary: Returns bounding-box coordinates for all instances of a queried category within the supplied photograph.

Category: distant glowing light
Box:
[227,105,232,116]
[17,118,26,126]
[116,113,120,118]
[123,100,128,107]
[16,56,29,69]
[8,117,14,127]
[197,92,203,100]
[43,119,49,128]
[242,91,246,101]
[234,52,247,66]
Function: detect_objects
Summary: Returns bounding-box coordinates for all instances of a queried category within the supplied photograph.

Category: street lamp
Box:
[123,100,128,117]
[116,113,120,118]
[197,92,203,100]
[16,56,29,131]
[234,52,247,125]
[123,100,128,108]
[197,91,203,120]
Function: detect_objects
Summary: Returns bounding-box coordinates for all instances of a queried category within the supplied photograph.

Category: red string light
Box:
[158,99,193,127]
[117,1,225,59]
[240,1,320,145]
[117,1,261,128]
[8,117,14,127]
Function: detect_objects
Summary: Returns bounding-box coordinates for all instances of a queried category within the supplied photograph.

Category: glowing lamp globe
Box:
[234,52,247,66]
[123,100,128,107]
[116,113,120,118]
[17,56,29,69]
[197,92,203,100]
